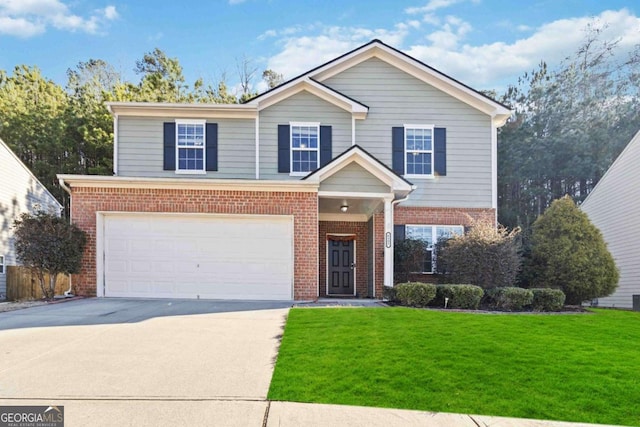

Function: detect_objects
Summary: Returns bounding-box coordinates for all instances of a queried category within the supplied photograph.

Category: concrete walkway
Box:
[0,299,620,426]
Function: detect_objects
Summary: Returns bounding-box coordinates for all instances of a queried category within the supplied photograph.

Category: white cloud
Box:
[0,15,45,37]
[265,23,411,79]
[406,8,640,88]
[405,0,466,14]
[0,0,118,37]
[262,7,640,91]
[103,5,118,20]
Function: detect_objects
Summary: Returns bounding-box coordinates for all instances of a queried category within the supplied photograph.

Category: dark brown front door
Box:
[328,239,354,295]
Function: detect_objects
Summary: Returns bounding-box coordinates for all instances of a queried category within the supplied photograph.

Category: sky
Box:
[0,0,639,95]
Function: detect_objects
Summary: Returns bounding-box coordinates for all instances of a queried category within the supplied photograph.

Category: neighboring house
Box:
[0,138,62,299]
[581,130,640,309]
[58,39,511,301]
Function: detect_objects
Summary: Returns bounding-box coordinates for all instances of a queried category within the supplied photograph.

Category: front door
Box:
[328,238,355,295]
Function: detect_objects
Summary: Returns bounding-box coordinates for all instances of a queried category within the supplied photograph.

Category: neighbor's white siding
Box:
[0,139,62,298]
[582,131,640,309]
[117,116,256,179]
[323,57,493,208]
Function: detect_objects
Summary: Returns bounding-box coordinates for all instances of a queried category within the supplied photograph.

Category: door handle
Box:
[350,262,355,270]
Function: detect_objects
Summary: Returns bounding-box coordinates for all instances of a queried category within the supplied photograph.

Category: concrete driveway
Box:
[0,298,291,426]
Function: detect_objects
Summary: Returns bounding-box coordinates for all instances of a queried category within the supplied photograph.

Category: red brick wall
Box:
[318,221,369,297]
[393,206,496,284]
[70,186,318,300]
[394,206,495,226]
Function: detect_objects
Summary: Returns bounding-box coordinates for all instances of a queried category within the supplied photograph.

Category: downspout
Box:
[58,177,74,297]
[383,189,414,295]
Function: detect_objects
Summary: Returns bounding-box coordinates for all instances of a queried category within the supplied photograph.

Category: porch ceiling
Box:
[318,196,383,218]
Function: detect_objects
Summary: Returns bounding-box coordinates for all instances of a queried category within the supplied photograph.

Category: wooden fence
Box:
[6,266,70,301]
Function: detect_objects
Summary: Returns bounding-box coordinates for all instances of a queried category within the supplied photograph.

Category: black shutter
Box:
[205,123,218,171]
[278,124,290,173]
[392,127,404,174]
[320,125,332,167]
[163,122,176,170]
[394,224,406,243]
[434,127,446,176]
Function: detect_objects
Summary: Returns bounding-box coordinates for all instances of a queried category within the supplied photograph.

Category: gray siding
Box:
[118,117,255,179]
[320,162,390,193]
[259,91,352,180]
[0,140,61,299]
[582,132,640,309]
[323,57,493,208]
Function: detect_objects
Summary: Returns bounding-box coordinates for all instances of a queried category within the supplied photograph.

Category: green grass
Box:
[268,308,640,426]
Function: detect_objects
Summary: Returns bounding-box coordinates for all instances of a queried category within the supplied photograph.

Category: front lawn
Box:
[268,308,640,426]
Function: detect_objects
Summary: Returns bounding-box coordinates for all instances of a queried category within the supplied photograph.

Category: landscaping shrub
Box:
[435,219,522,289]
[394,282,437,307]
[383,286,397,302]
[530,288,566,311]
[432,284,484,309]
[14,211,87,300]
[486,287,534,311]
[527,196,619,304]
[394,239,428,284]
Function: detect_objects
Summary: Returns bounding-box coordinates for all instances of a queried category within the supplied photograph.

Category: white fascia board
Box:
[311,43,512,120]
[57,174,319,193]
[308,147,412,193]
[105,102,258,119]
[252,78,368,117]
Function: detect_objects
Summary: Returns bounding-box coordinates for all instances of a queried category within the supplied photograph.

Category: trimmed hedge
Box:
[432,284,484,309]
[394,282,437,307]
[486,287,534,311]
[530,288,566,311]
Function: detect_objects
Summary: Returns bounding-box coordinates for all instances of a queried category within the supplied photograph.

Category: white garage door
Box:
[102,214,293,300]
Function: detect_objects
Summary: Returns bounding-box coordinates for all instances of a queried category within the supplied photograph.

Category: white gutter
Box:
[491,120,498,224]
[113,113,118,175]
[255,115,260,179]
[352,116,356,146]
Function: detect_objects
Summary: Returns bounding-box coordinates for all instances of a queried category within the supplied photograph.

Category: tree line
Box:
[1,23,638,233]
[0,49,283,206]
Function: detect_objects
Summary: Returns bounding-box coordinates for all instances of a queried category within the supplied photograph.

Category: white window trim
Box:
[405,224,464,273]
[175,119,207,175]
[403,124,434,179]
[290,121,320,176]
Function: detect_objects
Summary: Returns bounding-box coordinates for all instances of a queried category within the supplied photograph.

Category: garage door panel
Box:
[103,214,293,300]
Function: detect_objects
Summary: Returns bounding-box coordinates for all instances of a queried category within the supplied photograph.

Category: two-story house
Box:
[58,40,511,301]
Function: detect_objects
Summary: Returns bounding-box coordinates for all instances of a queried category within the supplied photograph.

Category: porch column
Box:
[383,196,394,288]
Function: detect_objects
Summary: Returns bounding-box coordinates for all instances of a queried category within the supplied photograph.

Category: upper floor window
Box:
[291,122,319,174]
[405,125,433,176]
[0,255,4,274]
[176,120,206,174]
[405,224,463,273]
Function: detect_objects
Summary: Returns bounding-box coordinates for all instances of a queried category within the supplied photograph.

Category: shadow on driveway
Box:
[0,298,294,330]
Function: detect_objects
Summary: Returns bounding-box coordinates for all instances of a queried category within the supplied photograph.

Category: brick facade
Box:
[394,206,496,283]
[69,185,495,301]
[318,221,370,298]
[69,186,318,300]
[394,206,495,226]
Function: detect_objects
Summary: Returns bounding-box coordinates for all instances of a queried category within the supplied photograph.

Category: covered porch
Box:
[303,146,414,298]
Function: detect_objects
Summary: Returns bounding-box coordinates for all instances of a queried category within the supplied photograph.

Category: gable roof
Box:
[582,130,640,208]
[303,144,414,194]
[247,39,512,126]
[0,137,62,209]
[248,77,369,118]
